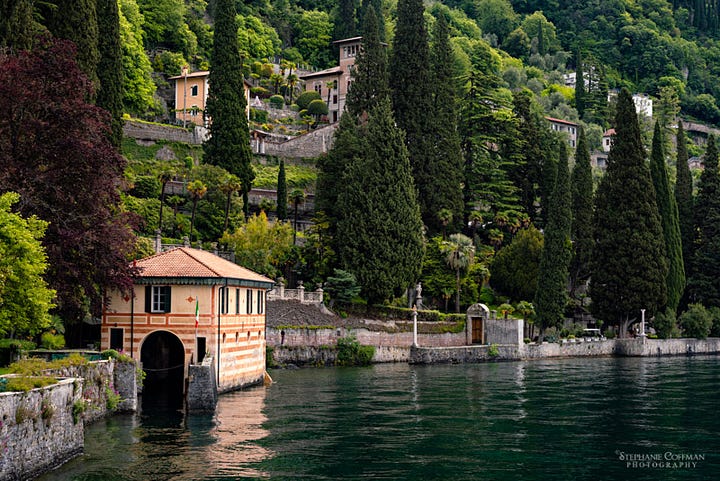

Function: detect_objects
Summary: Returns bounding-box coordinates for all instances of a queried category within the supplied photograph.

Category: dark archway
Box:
[140,330,186,411]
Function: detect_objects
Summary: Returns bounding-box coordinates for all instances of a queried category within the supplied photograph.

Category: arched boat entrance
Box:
[140,330,185,411]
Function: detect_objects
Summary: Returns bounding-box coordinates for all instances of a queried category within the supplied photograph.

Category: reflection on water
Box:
[37,357,720,480]
[36,388,270,481]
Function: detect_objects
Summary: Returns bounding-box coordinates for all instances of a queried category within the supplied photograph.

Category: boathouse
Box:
[101,247,274,407]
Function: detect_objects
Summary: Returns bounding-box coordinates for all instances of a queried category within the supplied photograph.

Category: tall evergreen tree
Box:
[334,0,357,40]
[569,126,594,297]
[96,0,124,147]
[534,141,572,337]
[425,12,463,235]
[359,0,385,41]
[0,0,38,51]
[590,89,667,333]
[650,121,685,312]
[345,7,388,118]
[574,48,585,119]
[389,0,437,230]
[203,0,254,219]
[675,121,694,282]
[276,159,288,221]
[336,98,424,304]
[41,0,100,88]
[688,135,720,307]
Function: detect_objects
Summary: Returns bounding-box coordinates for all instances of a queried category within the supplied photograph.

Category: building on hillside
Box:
[299,37,363,124]
[602,128,615,152]
[546,117,579,148]
[101,247,274,406]
[607,91,653,118]
[688,156,703,170]
[169,68,252,127]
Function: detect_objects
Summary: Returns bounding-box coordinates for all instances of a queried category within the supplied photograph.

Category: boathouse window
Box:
[220,286,229,314]
[110,328,123,350]
[236,288,240,314]
[257,291,264,314]
[145,285,171,313]
[247,289,253,314]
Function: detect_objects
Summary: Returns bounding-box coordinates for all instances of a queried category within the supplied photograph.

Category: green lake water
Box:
[37,356,720,480]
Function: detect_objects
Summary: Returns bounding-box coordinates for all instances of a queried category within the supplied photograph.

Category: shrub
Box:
[488,343,500,357]
[307,99,328,117]
[72,399,86,424]
[269,95,285,108]
[295,91,321,110]
[679,304,713,339]
[653,308,681,339]
[250,86,270,98]
[250,108,269,123]
[336,336,374,366]
[40,332,65,350]
[105,382,122,411]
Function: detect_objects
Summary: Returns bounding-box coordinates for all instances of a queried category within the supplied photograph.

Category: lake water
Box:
[37,356,720,480]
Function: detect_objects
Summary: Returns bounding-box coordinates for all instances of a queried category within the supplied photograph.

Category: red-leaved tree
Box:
[0,38,137,345]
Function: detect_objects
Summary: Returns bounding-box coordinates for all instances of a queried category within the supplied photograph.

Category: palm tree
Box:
[166,195,185,237]
[286,73,299,104]
[187,179,207,241]
[437,208,453,239]
[157,169,174,235]
[442,233,475,312]
[290,188,305,244]
[218,174,242,233]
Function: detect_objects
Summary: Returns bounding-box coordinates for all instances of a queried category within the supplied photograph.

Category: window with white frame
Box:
[146,285,171,313]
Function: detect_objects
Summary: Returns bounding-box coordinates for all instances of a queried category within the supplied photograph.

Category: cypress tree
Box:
[590,88,668,332]
[360,0,385,41]
[534,141,572,337]
[203,0,255,219]
[650,121,685,312]
[336,98,424,305]
[96,0,124,147]
[425,12,463,235]
[389,0,437,230]
[0,0,37,51]
[42,0,100,88]
[276,159,288,221]
[575,48,585,119]
[570,126,593,297]
[688,135,720,307]
[334,0,357,40]
[345,6,388,118]
[675,121,694,281]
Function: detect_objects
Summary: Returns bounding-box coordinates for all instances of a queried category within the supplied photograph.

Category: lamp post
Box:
[412,306,418,348]
[640,309,646,338]
[181,65,189,128]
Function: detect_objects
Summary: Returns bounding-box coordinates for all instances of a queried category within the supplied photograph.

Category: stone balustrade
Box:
[266,281,323,305]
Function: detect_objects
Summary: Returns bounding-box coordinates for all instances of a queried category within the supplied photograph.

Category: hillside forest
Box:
[2,0,720,346]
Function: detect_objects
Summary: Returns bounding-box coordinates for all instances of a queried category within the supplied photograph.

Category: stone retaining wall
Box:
[410,338,720,364]
[0,379,83,480]
[123,119,207,144]
[267,327,465,350]
[0,359,138,480]
[271,345,411,366]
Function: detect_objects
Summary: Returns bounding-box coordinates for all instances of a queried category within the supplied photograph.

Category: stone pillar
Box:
[277,278,285,299]
[114,360,138,412]
[155,230,162,253]
[298,281,305,303]
[316,287,324,304]
[187,357,217,412]
[183,235,190,247]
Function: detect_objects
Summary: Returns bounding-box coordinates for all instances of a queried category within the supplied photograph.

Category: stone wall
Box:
[263,124,336,159]
[271,345,412,366]
[267,327,465,350]
[0,379,84,481]
[485,318,523,345]
[410,338,720,364]
[187,356,217,412]
[123,119,207,144]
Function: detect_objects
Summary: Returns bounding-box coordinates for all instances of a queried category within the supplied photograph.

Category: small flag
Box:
[195,297,199,329]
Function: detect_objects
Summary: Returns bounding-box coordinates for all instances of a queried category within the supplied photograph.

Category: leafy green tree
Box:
[96,0,124,147]
[218,174,242,233]
[390,0,434,231]
[650,121,685,312]
[276,159,288,221]
[345,6,388,118]
[679,303,713,339]
[336,98,424,305]
[688,135,720,308]
[653,307,681,339]
[490,227,543,302]
[425,12,464,235]
[137,0,197,57]
[333,0,357,41]
[42,0,99,88]
[475,0,519,42]
[675,121,694,286]
[295,91,322,110]
[590,89,668,331]
[534,142,572,336]
[221,211,294,278]
[570,126,593,297]
[0,192,56,337]
[307,99,329,122]
[295,10,333,68]
[237,14,281,60]
[119,0,157,115]
[203,0,254,219]
[442,233,475,312]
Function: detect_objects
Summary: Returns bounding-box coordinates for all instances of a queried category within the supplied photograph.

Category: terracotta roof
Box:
[134,247,273,285]
[545,116,579,126]
[603,128,616,136]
